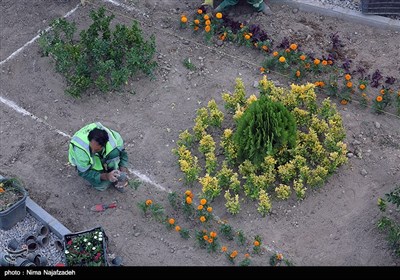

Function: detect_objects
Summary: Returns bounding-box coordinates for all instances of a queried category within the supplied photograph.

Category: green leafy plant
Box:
[39,7,157,97]
[182,57,196,71]
[233,96,297,165]
[377,186,400,257]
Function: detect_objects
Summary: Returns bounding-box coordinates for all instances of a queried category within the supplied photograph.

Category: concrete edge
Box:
[26,197,71,240]
[270,0,400,31]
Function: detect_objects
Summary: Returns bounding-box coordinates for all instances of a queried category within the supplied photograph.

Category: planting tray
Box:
[361,0,400,15]
[0,177,28,230]
[63,226,108,266]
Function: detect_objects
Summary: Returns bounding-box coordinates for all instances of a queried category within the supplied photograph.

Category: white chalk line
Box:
[0,4,80,66]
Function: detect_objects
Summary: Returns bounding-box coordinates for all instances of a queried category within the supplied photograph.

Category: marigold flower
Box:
[273,51,278,57]
[314,58,320,65]
[0,187,4,193]
[197,205,203,210]
[244,253,250,258]
[253,240,260,246]
[262,45,268,51]
[181,16,188,23]
[168,218,175,225]
[200,216,206,222]
[207,206,213,212]
[260,67,265,73]
[186,196,192,204]
[205,25,211,32]
[145,199,152,206]
[340,99,348,105]
[194,19,200,25]
[194,26,199,31]
[327,60,333,64]
[359,84,366,90]
[285,48,290,53]
[276,253,284,260]
[175,226,181,232]
[296,70,301,77]
[230,251,238,258]
[210,231,217,238]
[299,54,306,61]
[216,12,223,19]
[244,34,251,40]
[380,89,385,95]
[346,81,353,88]
[240,23,244,28]
[345,74,351,81]
[205,19,211,26]
[197,9,203,14]
[200,198,207,205]
[207,238,213,243]
[185,190,192,196]
[203,235,209,241]
[221,246,227,252]
[279,56,286,63]
[203,14,209,20]
[305,63,310,69]
[376,95,383,102]
[289,43,297,50]
[322,60,328,66]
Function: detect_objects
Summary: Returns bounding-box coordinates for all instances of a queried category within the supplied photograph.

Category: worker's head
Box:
[88,128,109,153]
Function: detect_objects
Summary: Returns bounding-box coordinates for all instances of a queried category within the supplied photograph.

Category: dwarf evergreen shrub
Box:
[233,96,297,165]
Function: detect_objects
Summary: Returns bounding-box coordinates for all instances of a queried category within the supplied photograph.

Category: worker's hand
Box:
[119,166,128,174]
[108,170,121,182]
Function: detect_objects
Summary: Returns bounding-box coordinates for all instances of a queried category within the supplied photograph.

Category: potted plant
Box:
[0,177,28,230]
[64,227,108,266]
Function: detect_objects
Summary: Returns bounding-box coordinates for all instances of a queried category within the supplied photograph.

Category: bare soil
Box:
[1,0,399,266]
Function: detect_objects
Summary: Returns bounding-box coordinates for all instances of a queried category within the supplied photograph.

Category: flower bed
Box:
[64,226,108,266]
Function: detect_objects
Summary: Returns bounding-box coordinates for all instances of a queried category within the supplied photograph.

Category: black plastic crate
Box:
[361,0,400,15]
[63,226,109,266]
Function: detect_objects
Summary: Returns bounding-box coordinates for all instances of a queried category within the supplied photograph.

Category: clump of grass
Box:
[183,58,197,71]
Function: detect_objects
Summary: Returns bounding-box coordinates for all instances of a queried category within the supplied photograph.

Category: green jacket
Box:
[68,122,129,184]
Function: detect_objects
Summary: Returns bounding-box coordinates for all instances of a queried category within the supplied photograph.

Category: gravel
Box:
[0,213,66,266]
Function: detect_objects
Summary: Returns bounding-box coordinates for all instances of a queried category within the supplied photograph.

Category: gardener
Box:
[214,0,272,14]
[68,122,130,192]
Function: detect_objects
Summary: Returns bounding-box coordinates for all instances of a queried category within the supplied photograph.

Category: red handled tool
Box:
[90,202,117,212]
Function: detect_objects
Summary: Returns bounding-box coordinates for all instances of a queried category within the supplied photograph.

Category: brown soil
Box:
[1,0,399,266]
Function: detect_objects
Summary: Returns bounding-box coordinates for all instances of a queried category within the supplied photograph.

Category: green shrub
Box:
[39,7,157,97]
[233,96,297,165]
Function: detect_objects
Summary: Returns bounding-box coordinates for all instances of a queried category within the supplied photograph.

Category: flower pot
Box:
[63,226,108,266]
[0,178,28,230]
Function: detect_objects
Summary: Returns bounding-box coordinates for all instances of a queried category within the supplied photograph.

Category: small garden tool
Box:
[90,202,117,212]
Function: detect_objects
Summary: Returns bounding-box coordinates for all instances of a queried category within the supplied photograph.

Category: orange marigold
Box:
[299,54,306,61]
[197,9,203,14]
[296,70,301,77]
[279,56,286,63]
[345,74,351,81]
[205,19,211,26]
[347,81,353,88]
[221,246,227,252]
[185,190,192,196]
[359,84,366,90]
[253,240,260,246]
[205,25,211,32]
[200,216,206,222]
[186,196,192,204]
[327,60,333,65]
[181,16,188,23]
[175,225,181,232]
[197,205,204,210]
[290,43,297,50]
[168,218,175,225]
[207,206,213,212]
[340,99,348,105]
[203,14,209,20]
[194,26,199,31]
[262,45,268,51]
[276,253,284,260]
[0,187,4,193]
[203,235,209,241]
[314,58,320,65]
[272,51,278,57]
[244,253,250,258]
[194,19,200,25]
[244,34,250,40]
[210,231,217,238]
[230,251,238,258]
[260,67,265,73]
[322,60,328,66]
[216,12,223,19]
[376,95,383,102]
[380,89,385,95]
[200,198,207,205]
[145,199,152,206]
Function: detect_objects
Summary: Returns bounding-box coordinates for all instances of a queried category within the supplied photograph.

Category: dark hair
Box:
[88,128,109,147]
